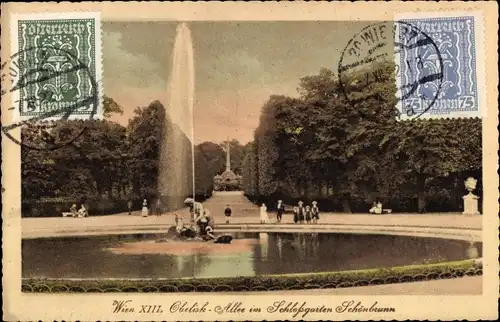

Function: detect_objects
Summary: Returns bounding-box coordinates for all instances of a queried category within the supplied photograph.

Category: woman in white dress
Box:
[141,199,149,217]
[260,203,268,223]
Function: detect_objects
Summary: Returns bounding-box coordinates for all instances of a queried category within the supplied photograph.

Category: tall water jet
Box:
[158,23,196,209]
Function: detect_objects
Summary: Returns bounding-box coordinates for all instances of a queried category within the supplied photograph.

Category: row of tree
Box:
[21,99,215,217]
[242,62,482,213]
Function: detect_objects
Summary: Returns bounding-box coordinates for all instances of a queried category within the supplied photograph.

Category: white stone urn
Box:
[462,177,480,215]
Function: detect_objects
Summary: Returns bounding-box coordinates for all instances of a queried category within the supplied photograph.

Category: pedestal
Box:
[463,193,480,215]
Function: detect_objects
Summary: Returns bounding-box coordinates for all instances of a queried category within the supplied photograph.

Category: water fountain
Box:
[158,23,196,209]
[157,23,231,244]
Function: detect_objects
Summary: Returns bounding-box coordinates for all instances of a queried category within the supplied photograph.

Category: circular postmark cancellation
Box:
[338,20,444,119]
[1,46,99,150]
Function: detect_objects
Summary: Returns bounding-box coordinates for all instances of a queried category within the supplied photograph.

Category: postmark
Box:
[338,20,444,120]
[1,13,102,150]
[2,46,99,150]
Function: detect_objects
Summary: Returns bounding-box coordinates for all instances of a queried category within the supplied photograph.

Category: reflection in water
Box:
[467,242,479,259]
[22,233,482,279]
[276,235,283,260]
[259,233,268,261]
[176,255,186,272]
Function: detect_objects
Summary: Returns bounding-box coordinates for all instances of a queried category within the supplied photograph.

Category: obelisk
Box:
[225,141,231,171]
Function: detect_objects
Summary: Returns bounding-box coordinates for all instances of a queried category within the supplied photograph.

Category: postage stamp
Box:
[1,2,498,322]
[395,13,485,119]
[8,12,102,121]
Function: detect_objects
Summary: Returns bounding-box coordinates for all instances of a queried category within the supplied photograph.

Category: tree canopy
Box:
[242,62,482,213]
[21,98,214,216]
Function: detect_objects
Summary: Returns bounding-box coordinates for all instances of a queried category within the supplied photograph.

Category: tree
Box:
[103,95,124,118]
[198,141,226,176]
[242,62,482,213]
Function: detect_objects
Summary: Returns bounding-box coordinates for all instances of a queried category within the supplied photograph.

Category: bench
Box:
[62,212,75,218]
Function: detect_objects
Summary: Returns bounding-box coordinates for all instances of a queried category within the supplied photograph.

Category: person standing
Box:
[141,199,148,217]
[260,203,268,223]
[224,204,232,224]
[293,206,299,223]
[276,200,285,223]
[156,198,162,216]
[305,205,312,223]
[127,199,133,215]
[311,201,320,223]
[297,201,305,223]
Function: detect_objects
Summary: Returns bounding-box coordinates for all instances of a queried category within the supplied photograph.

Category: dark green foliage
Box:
[21,97,213,217]
[243,63,482,213]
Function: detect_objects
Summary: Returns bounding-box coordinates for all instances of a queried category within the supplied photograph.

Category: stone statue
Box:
[463,177,480,215]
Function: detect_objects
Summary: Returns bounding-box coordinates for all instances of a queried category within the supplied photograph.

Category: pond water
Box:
[22,233,481,279]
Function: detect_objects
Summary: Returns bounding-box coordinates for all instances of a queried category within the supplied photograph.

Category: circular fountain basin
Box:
[22,232,481,279]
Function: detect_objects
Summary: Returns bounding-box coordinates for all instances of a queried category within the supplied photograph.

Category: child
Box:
[305,205,312,223]
[293,206,299,223]
[224,205,232,224]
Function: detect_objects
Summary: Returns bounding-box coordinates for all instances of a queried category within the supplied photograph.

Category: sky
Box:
[102,21,371,144]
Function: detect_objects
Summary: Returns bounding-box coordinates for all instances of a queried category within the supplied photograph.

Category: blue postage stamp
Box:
[10,13,102,121]
[396,16,482,119]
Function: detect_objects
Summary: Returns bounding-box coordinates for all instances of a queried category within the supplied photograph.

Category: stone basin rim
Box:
[22,223,482,242]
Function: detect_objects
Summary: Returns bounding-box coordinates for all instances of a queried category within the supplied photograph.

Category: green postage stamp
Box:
[10,13,102,121]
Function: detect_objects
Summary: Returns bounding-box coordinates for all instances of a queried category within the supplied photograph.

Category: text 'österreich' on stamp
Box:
[8,13,102,121]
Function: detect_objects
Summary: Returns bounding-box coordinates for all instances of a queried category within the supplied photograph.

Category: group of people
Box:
[259,200,320,224]
[69,204,89,218]
[135,199,163,217]
[292,201,320,224]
